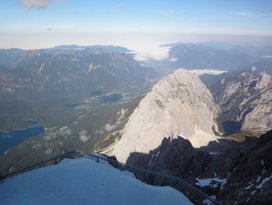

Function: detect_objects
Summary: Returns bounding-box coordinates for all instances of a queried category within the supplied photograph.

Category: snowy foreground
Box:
[0,157,193,205]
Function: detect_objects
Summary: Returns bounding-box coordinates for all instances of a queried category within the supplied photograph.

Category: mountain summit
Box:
[111,69,219,162]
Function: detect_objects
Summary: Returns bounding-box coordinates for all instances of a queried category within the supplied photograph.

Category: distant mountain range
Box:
[0,43,271,204]
[143,43,272,73]
[0,45,155,101]
[165,43,254,70]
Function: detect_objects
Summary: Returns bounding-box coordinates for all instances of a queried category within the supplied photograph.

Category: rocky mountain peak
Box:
[111,69,219,162]
[256,72,272,90]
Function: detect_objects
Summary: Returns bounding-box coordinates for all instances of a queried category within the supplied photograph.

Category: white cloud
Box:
[231,11,272,18]
[79,129,91,142]
[32,143,41,149]
[105,123,117,132]
[113,3,123,10]
[189,69,227,76]
[3,33,272,53]
[45,148,53,155]
[45,132,57,140]
[119,108,128,120]
[17,0,63,9]
[155,10,175,17]
[231,12,251,16]
[131,45,170,61]
[58,126,72,136]
[104,108,128,132]
[167,57,178,62]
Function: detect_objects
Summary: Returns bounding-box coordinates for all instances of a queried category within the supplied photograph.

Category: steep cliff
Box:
[126,129,272,204]
[111,69,219,162]
[208,71,272,136]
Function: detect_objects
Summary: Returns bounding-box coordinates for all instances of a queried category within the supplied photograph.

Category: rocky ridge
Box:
[108,69,272,204]
[126,129,271,205]
[111,69,219,163]
[208,71,272,136]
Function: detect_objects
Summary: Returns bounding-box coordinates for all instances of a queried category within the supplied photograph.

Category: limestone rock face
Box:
[241,73,272,134]
[111,69,219,162]
[210,72,272,136]
[241,91,272,135]
[256,73,272,90]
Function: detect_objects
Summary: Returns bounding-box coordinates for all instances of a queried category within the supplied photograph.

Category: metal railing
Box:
[0,150,80,182]
[84,152,221,205]
[0,150,221,205]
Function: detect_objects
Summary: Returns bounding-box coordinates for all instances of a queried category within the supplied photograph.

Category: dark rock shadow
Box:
[126,136,255,181]
[123,130,272,204]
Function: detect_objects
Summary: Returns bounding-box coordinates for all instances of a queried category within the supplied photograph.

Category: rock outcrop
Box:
[108,69,272,204]
[220,130,272,204]
[126,130,272,205]
[126,136,243,179]
[111,69,219,162]
[207,71,272,136]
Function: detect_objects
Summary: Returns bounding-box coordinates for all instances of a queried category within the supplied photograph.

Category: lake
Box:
[101,93,123,103]
[0,123,45,155]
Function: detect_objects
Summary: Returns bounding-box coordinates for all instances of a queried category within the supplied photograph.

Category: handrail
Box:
[84,152,221,205]
[0,150,221,205]
[0,150,79,182]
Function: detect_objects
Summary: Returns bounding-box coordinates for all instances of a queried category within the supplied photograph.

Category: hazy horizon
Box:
[1,0,272,60]
[2,32,272,61]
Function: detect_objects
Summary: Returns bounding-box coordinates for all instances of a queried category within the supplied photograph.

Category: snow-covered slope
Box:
[0,157,192,205]
[111,69,219,163]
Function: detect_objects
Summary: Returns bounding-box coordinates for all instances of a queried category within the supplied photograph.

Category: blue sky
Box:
[2,0,272,34]
[1,0,272,51]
